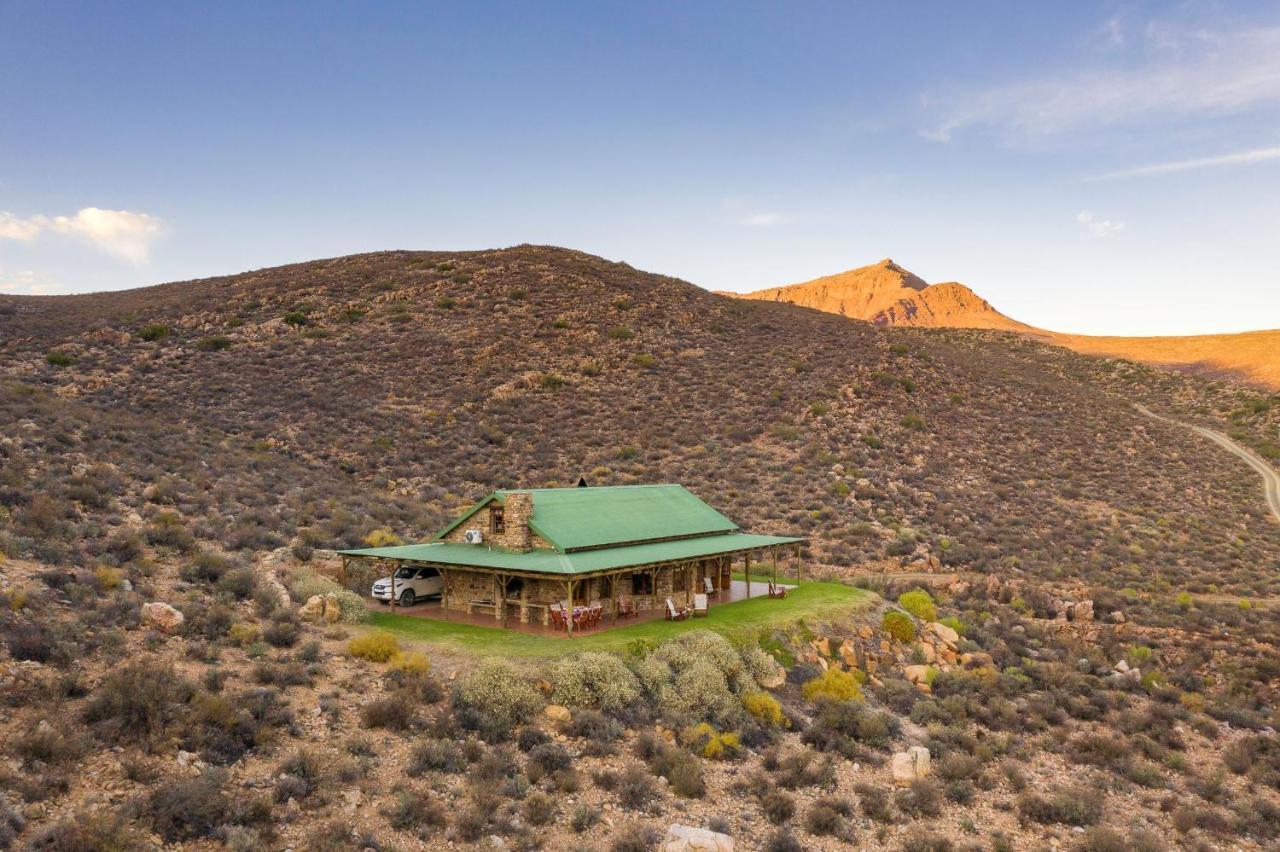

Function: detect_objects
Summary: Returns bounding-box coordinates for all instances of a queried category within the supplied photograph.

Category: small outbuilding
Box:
[338,484,804,634]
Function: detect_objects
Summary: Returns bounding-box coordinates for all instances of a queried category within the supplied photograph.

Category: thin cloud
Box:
[0,267,56,295]
[739,212,788,227]
[721,198,790,228]
[1077,210,1125,237]
[923,26,1280,141]
[1091,145,1280,179]
[0,207,164,262]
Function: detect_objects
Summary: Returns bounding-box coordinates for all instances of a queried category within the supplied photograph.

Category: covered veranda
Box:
[339,538,804,638]
[371,577,796,637]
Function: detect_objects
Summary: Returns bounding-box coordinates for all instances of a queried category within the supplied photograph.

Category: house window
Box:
[490,508,505,535]
[631,572,653,595]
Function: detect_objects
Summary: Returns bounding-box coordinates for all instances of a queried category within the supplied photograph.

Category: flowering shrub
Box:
[364,528,403,547]
[349,631,398,662]
[742,691,784,727]
[883,610,915,642]
[388,651,431,675]
[897,589,937,622]
[802,668,865,704]
[683,722,741,759]
[454,658,543,730]
[551,652,641,712]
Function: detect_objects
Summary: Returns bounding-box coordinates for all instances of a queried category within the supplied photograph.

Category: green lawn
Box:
[364,579,874,658]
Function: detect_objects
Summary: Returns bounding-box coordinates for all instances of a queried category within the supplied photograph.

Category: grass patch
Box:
[365,579,873,658]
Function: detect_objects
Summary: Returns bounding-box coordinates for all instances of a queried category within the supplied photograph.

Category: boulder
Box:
[299,595,326,622]
[891,746,931,786]
[757,660,786,690]
[543,704,572,724]
[903,664,932,691]
[1072,600,1094,621]
[918,642,937,664]
[929,622,960,647]
[662,825,734,852]
[838,639,859,668]
[1110,611,1126,624]
[321,594,341,623]
[141,602,185,634]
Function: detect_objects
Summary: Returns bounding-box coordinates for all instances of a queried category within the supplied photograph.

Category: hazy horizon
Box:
[3,1,1279,336]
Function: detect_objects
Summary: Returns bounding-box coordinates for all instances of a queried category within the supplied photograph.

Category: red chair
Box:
[549,607,566,632]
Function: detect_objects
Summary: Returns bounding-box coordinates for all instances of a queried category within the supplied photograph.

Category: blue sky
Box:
[2,1,1278,335]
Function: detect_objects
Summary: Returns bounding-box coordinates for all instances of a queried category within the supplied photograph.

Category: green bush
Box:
[197,336,231,352]
[137,323,170,341]
[1018,785,1103,825]
[897,589,936,622]
[882,610,915,642]
[551,652,641,712]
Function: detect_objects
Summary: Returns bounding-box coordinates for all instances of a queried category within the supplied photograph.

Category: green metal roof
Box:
[435,484,740,552]
[339,532,803,576]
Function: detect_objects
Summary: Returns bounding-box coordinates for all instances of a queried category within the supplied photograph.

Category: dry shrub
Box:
[348,631,399,662]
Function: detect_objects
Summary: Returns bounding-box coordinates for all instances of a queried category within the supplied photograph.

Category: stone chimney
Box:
[501,492,533,551]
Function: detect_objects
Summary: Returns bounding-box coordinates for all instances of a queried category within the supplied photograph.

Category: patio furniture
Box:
[693,593,708,617]
[768,581,787,599]
[549,605,567,632]
[616,597,638,619]
[703,576,718,597]
[665,598,690,621]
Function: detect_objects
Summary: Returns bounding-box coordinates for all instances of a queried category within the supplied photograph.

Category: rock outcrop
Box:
[141,601,185,634]
[891,746,931,786]
[662,825,734,852]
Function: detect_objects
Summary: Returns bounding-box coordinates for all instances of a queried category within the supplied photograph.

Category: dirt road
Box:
[1135,403,1280,524]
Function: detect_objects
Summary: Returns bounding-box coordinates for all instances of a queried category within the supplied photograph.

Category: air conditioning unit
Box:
[463,529,484,544]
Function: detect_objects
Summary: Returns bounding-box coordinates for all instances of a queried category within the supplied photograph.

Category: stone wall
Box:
[442,493,547,552]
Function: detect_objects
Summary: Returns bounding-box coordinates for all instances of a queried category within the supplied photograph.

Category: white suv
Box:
[371,566,442,606]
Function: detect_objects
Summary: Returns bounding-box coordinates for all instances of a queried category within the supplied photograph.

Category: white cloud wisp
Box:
[0,207,164,262]
[1077,210,1125,237]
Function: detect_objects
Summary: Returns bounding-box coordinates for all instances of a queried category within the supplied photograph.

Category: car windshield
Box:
[394,567,416,579]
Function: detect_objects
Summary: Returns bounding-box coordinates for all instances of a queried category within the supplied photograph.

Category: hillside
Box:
[734,259,1036,333]
[3,245,1278,595]
[2,246,1279,850]
[734,261,1280,389]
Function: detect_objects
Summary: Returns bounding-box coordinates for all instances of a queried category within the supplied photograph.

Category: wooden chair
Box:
[767,581,787,599]
[703,577,718,597]
[617,597,637,619]
[549,606,566,631]
[665,598,689,621]
[693,593,709,617]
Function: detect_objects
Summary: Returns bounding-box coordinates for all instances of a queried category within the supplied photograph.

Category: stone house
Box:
[338,484,804,633]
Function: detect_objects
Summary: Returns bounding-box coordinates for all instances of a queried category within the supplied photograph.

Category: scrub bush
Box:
[897,588,936,622]
[802,668,865,704]
[883,610,915,642]
[348,631,399,662]
[454,658,544,733]
[743,691,784,726]
[551,652,641,711]
[388,651,431,675]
